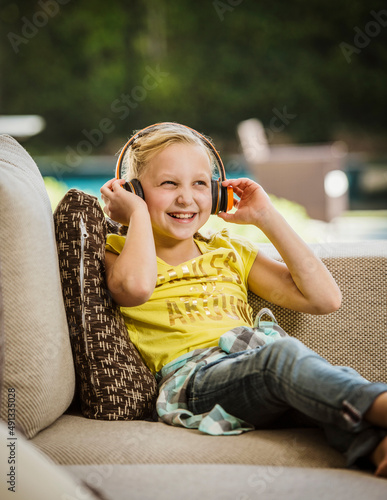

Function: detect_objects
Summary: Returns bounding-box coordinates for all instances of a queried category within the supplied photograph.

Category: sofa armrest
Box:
[248,240,387,383]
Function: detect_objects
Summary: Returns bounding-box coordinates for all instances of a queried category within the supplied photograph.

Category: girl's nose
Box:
[176,187,193,205]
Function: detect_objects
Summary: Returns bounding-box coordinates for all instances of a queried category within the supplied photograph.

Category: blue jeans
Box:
[186,337,387,466]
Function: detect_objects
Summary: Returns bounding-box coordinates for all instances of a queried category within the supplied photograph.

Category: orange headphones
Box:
[115,122,234,214]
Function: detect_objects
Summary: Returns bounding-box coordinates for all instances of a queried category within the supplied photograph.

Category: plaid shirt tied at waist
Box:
[156,309,288,435]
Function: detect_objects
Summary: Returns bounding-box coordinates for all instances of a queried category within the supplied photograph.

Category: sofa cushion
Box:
[0,421,105,499]
[0,260,4,404]
[65,464,386,500]
[0,135,75,439]
[31,414,345,468]
[53,189,157,420]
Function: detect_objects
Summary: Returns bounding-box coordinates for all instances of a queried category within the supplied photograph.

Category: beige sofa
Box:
[1,134,387,499]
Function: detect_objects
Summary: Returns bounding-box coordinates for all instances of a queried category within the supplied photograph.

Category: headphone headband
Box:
[115,122,226,181]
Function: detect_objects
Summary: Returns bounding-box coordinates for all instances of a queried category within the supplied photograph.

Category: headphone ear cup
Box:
[211,180,234,214]
[211,180,220,214]
[123,179,145,201]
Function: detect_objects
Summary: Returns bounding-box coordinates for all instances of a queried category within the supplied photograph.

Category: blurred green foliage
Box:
[1,0,387,155]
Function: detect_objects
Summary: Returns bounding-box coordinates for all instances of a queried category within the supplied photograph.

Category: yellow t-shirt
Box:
[106,229,259,374]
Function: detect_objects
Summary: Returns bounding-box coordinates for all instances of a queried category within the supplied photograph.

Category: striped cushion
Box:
[53,189,157,420]
[0,135,75,438]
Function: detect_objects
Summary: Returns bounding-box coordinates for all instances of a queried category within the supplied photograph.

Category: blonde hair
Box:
[121,123,217,181]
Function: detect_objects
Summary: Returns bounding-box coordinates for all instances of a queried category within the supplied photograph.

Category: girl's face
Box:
[140,142,213,247]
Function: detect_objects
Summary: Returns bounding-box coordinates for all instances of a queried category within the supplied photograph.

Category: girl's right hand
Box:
[100,178,149,225]
[217,177,274,229]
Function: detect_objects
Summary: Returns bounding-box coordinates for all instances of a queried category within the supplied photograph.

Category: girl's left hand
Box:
[217,178,274,228]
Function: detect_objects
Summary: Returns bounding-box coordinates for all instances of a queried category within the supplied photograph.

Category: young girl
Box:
[100,122,387,476]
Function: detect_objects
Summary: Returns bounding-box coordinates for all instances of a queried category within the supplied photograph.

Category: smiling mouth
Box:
[168,212,196,219]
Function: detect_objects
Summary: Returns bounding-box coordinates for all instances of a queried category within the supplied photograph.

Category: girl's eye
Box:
[195,180,208,186]
[162,181,176,186]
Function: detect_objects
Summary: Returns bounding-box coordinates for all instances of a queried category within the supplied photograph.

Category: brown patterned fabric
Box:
[53,189,157,420]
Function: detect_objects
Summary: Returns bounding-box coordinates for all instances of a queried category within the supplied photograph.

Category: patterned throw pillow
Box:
[53,189,158,420]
